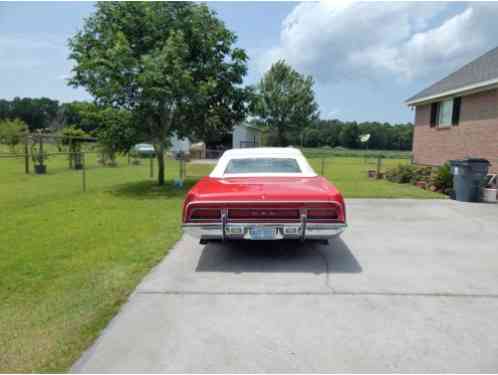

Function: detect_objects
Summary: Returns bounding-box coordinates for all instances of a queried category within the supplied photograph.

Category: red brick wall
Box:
[413,89,498,173]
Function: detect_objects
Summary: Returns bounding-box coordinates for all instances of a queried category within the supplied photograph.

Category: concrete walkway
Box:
[73,199,498,372]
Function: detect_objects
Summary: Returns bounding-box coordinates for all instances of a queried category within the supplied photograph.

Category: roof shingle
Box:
[406,46,498,104]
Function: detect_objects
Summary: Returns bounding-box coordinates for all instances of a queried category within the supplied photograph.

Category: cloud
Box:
[0,33,65,70]
[57,73,71,81]
[257,2,498,83]
[326,108,340,119]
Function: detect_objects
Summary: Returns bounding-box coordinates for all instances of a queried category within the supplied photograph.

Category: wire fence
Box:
[1,144,413,194]
[0,148,166,193]
[181,153,412,180]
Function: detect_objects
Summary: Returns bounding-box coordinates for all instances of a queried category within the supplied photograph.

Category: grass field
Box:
[186,156,442,199]
[301,147,412,159]
[0,152,443,372]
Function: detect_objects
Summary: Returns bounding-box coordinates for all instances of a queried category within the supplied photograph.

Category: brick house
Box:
[406,47,498,173]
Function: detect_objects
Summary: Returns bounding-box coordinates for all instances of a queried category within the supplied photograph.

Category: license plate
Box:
[248,227,276,240]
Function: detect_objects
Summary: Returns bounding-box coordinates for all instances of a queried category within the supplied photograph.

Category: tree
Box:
[302,126,323,147]
[59,102,103,133]
[95,108,137,165]
[0,118,28,152]
[0,100,10,120]
[68,2,250,185]
[8,97,59,131]
[339,122,360,148]
[251,60,319,146]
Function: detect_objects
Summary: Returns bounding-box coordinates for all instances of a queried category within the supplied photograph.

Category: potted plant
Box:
[31,144,47,174]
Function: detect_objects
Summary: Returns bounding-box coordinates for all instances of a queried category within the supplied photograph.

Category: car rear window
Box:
[224,158,302,174]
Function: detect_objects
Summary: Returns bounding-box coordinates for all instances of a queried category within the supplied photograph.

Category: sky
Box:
[1,1,498,123]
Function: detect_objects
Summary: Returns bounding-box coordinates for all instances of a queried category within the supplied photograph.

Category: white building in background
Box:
[232,123,263,149]
[167,123,263,157]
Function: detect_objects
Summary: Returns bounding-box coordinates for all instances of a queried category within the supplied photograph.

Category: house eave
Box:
[405,77,498,106]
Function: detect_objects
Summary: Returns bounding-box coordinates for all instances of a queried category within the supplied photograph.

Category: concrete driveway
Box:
[73,199,498,372]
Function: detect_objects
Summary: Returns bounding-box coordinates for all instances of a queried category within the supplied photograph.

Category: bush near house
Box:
[430,163,453,194]
[384,164,432,184]
[385,162,453,195]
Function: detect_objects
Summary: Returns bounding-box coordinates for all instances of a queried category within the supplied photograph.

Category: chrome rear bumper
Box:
[182,222,347,241]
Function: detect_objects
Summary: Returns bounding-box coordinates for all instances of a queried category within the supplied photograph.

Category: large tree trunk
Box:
[154,106,173,186]
[156,144,165,186]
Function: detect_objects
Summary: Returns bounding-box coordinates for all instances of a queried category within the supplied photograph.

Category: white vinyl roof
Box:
[209,147,317,178]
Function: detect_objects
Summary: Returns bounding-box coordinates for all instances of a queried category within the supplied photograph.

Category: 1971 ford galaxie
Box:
[182,147,347,243]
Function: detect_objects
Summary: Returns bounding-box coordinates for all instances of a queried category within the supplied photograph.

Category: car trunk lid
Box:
[191,176,338,202]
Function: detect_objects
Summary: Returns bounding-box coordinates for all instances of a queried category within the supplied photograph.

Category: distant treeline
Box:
[0,97,414,151]
[274,119,414,151]
[0,98,104,134]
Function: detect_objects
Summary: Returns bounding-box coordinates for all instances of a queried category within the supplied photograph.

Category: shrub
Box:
[386,162,454,195]
[30,142,49,166]
[0,118,28,152]
[385,164,418,183]
[430,163,453,194]
[385,164,434,185]
[409,166,432,184]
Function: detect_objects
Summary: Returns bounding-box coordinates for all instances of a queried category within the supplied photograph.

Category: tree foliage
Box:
[94,109,137,164]
[68,2,250,185]
[289,119,414,151]
[0,98,59,131]
[251,60,319,146]
[58,102,104,133]
[0,118,28,152]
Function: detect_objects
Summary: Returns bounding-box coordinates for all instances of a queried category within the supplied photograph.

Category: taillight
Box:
[307,208,338,220]
[190,208,221,220]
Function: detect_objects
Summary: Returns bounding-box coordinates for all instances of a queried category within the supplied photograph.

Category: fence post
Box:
[69,138,73,169]
[179,158,183,181]
[376,156,382,179]
[320,158,325,176]
[82,153,86,192]
[24,135,30,174]
[182,157,186,180]
[150,157,154,178]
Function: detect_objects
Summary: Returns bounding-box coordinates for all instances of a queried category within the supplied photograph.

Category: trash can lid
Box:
[464,158,490,164]
[449,159,467,166]
[449,158,490,166]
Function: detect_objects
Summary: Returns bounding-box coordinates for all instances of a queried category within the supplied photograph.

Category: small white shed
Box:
[232,123,262,149]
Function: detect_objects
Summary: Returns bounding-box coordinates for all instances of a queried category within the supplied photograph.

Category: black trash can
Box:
[449,158,490,202]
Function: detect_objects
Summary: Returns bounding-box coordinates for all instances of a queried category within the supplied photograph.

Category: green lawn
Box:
[185,156,443,199]
[312,157,444,198]
[301,147,412,159]
[0,154,189,372]
[0,152,442,372]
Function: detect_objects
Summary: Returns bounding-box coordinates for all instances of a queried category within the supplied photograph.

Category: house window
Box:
[437,99,453,127]
[430,97,461,128]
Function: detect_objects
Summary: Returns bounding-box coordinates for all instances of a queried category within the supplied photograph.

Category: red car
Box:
[182,147,347,244]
